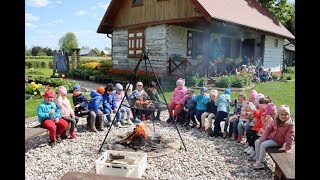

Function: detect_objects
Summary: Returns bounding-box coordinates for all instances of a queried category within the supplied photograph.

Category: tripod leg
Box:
[146,56,187,151]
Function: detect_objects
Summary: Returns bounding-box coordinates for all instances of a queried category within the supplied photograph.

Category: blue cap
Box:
[73,84,80,91]
[224,88,231,95]
[200,87,208,92]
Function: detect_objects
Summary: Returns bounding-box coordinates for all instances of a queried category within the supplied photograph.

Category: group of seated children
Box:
[37,81,165,146]
[165,81,294,169]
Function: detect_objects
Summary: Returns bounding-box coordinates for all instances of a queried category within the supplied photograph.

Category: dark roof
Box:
[80,49,96,55]
[97,0,294,39]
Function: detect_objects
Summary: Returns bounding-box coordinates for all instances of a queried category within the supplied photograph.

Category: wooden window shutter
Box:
[128,29,145,58]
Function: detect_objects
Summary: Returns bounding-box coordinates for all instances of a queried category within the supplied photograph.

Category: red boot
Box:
[237,134,242,143]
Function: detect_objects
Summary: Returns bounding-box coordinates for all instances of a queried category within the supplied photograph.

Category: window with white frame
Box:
[128,29,145,58]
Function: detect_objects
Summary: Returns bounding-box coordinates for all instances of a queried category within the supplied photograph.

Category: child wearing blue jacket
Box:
[209,89,231,137]
[87,87,105,132]
[102,83,122,127]
[190,87,210,128]
[72,84,89,117]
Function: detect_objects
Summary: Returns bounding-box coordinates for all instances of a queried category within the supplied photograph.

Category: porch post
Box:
[260,35,265,66]
[202,27,210,77]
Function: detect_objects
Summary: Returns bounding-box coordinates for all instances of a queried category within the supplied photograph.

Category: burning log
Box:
[121,123,148,147]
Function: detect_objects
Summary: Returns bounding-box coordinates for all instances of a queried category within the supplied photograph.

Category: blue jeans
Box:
[213,111,229,134]
[238,120,250,136]
[232,119,240,134]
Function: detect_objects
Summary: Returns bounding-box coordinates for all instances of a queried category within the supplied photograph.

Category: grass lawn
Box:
[25,68,53,79]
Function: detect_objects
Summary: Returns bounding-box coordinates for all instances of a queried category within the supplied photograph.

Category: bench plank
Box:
[25,127,47,141]
[267,147,295,180]
[59,171,142,180]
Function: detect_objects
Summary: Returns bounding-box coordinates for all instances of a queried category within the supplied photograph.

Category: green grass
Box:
[25,68,53,79]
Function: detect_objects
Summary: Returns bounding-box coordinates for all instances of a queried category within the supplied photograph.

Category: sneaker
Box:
[56,136,62,143]
[206,127,212,132]
[49,140,56,147]
[230,133,236,141]
[90,127,97,132]
[127,119,134,125]
[244,146,251,153]
[121,119,127,124]
[116,122,123,127]
[106,121,112,127]
[222,132,228,138]
[253,161,265,169]
[249,152,256,158]
[166,117,173,123]
[246,147,255,155]
[69,131,78,139]
[134,118,141,124]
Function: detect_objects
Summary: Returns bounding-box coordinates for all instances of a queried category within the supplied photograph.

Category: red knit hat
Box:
[97,86,105,95]
[44,89,54,98]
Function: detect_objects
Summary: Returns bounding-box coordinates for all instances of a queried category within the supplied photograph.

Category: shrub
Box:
[215,75,231,88]
[49,61,53,69]
[40,61,47,68]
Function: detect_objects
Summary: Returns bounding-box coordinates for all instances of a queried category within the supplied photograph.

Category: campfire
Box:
[121,123,148,148]
[108,122,181,157]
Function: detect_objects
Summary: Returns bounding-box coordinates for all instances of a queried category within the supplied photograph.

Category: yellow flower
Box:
[33,88,36,91]
[38,84,42,87]
[34,91,37,95]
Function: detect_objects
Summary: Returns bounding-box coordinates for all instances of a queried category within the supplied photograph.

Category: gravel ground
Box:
[25,79,284,180]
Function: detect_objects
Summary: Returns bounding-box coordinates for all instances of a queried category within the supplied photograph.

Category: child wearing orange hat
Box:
[37,88,68,147]
[87,86,105,132]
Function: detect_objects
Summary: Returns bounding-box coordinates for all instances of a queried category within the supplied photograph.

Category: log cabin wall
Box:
[113,0,202,28]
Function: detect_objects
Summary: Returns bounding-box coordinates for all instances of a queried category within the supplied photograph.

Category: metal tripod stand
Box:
[98,51,187,153]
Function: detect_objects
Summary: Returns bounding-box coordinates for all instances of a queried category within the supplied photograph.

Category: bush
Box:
[49,61,53,69]
[40,61,47,68]
[215,75,231,88]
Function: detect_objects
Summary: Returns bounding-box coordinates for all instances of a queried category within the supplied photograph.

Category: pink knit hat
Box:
[250,90,258,99]
[279,105,290,116]
[255,93,265,104]
[265,103,277,115]
[176,78,185,86]
[210,89,218,96]
[58,86,67,95]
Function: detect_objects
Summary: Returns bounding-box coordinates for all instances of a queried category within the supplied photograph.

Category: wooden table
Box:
[267,148,295,180]
[59,171,142,180]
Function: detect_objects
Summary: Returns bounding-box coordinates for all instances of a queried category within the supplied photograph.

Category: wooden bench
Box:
[59,171,142,180]
[266,147,295,180]
[25,125,47,141]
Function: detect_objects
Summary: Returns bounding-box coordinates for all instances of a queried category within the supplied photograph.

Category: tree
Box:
[93,48,100,55]
[42,47,53,56]
[257,0,295,35]
[58,32,78,55]
[37,52,47,56]
[31,46,42,56]
[104,47,111,51]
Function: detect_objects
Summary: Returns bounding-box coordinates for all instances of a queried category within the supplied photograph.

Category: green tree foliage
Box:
[257,0,295,35]
[59,32,78,55]
[42,47,53,56]
[37,52,47,56]
[31,46,42,56]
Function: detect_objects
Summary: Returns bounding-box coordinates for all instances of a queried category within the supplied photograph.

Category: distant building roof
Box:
[101,50,111,55]
[80,49,96,55]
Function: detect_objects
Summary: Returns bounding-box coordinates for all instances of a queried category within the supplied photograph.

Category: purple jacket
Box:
[260,118,295,151]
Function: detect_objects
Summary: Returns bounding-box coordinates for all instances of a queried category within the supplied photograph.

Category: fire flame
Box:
[122,123,148,144]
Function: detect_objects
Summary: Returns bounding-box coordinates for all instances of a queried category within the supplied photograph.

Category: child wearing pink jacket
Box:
[55,86,79,139]
[167,78,187,123]
[253,104,294,169]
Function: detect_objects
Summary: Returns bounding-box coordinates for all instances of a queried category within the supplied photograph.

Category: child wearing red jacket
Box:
[253,105,295,169]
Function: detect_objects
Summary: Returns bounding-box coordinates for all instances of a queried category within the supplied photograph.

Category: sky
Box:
[25,0,111,51]
[25,0,295,51]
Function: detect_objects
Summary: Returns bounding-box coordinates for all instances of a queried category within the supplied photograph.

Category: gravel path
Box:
[25,79,279,180]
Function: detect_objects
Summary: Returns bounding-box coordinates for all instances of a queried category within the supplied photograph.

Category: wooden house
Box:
[101,49,111,56]
[97,0,295,78]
